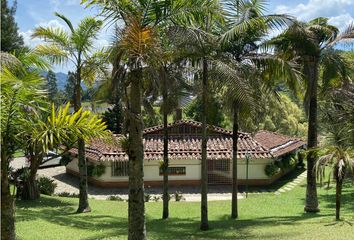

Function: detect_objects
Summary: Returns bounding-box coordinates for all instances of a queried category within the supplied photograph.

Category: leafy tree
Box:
[102,94,124,134]
[185,95,225,127]
[315,131,353,220]
[32,13,108,213]
[271,18,354,213]
[64,71,76,102]
[1,0,24,52]
[240,93,308,138]
[46,70,58,103]
[1,51,108,239]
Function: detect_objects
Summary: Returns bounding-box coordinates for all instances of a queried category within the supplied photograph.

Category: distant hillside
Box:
[55,72,68,90]
[41,72,87,90]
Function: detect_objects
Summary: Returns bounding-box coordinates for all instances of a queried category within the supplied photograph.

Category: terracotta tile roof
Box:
[253,130,306,157]
[143,119,239,136]
[69,122,305,162]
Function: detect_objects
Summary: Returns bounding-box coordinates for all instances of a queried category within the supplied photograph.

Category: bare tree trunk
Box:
[231,103,239,219]
[128,68,146,240]
[200,57,209,231]
[304,56,320,213]
[74,65,91,213]
[1,148,16,240]
[162,68,169,219]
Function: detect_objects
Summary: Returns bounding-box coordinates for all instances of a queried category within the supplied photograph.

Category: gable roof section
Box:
[253,130,306,157]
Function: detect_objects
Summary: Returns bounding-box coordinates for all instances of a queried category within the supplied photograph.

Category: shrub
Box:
[87,164,106,177]
[265,163,280,177]
[56,192,79,198]
[174,191,184,202]
[60,153,73,166]
[144,194,152,202]
[152,196,160,202]
[37,177,57,196]
[107,195,124,201]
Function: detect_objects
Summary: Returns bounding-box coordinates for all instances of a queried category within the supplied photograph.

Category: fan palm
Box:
[271,18,354,212]
[32,13,109,213]
[1,50,49,240]
[315,130,354,220]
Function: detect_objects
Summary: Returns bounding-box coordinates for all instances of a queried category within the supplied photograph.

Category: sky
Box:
[12,0,354,73]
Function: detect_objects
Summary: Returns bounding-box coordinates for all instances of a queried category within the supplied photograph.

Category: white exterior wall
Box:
[66,157,272,182]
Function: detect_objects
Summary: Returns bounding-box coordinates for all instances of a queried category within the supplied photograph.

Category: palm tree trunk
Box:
[74,66,91,213]
[231,103,239,219]
[128,68,146,240]
[304,56,320,213]
[335,168,344,221]
[1,146,16,240]
[200,57,209,231]
[22,149,41,200]
[162,68,169,219]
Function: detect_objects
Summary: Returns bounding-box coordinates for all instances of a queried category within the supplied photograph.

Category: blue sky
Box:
[12,0,354,73]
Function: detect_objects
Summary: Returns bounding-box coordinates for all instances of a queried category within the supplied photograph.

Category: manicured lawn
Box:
[16,180,354,240]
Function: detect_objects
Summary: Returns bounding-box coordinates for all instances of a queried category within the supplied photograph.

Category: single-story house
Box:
[66,120,305,187]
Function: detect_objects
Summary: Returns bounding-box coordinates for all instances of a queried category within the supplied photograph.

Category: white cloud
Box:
[20,19,68,48]
[275,0,354,31]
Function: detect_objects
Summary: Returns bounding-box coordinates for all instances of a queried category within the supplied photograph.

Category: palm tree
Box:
[271,18,354,212]
[315,130,353,220]
[82,0,221,237]
[32,13,108,213]
[220,0,297,219]
[0,51,109,240]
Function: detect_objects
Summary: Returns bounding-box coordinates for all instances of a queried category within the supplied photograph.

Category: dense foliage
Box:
[1,0,23,52]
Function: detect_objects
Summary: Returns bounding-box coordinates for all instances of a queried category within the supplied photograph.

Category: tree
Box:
[46,70,58,103]
[32,13,108,213]
[185,95,226,126]
[1,51,108,239]
[102,94,124,134]
[1,0,24,52]
[82,0,220,237]
[315,132,353,220]
[271,18,354,213]
[64,71,76,102]
[1,50,48,240]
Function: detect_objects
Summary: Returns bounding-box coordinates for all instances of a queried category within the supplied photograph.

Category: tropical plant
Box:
[211,0,297,219]
[315,133,354,220]
[1,50,49,240]
[37,176,57,196]
[32,13,109,213]
[271,18,354,213]
[82,0,222,237]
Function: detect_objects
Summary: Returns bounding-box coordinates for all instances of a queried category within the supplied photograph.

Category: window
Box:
[159,166,186,176]
[214,159,230,172]
[112,161,129,176]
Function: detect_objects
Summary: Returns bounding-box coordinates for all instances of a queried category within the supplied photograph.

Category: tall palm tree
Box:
[32,13,108,213]
[271,18,354,212]
[220,0,297,219]
[82,0,219,238]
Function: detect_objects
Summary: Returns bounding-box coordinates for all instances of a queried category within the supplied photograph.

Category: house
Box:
[66,120,305,187]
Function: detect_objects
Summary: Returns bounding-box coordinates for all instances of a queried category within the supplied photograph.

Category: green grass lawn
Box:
[16,179,354,240]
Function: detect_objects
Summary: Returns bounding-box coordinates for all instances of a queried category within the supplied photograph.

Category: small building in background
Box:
[67,120,305,188]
